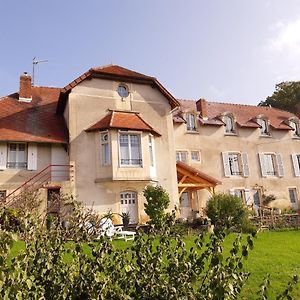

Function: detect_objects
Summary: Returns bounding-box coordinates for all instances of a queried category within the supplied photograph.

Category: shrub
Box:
[206,193,251,232]
[143,185,170,230]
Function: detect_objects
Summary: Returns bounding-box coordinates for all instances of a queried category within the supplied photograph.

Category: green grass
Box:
[9,230,300,299]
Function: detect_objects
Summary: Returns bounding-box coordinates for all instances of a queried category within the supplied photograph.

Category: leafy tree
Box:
[259,81,300,114]
[206,193,250,231]
[143,185,170,230]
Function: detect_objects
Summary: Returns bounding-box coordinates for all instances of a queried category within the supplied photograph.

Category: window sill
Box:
[224,132,237,136]
[185,131,199,134]
[259,135,272,138]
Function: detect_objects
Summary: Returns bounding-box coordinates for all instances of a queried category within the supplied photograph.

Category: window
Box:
[101,132,111,166]
[258,153,284,177]
[288,188,299,210]
[117,84,129,98]
[290,121,300,137]
[292,154,300,176]
[191,151,200,162]
[230,188,252,205]
[176,151,188,163]
[148,135,154,167]
[7,143,27,169]
[257,118,269,136]
[223,115,235,134]
[222,152,249,177]
[186,114,197,132]
[119,133,142,166]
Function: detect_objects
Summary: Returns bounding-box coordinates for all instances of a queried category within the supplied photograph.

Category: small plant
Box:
[143,185,170,230]
[120,212,130,227]
[262,194,276,206]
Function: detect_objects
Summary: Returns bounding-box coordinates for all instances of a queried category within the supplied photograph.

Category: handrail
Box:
[3,164,73,203]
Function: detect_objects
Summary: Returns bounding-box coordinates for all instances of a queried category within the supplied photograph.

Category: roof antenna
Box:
[32,57,48,86]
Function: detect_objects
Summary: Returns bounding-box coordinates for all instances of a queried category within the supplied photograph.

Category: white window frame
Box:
[186,114,197,132]
[191,150,201,162]
[290,121,300,138]
[292,154,300,177]
[100,131,111,166]
[118,132,142,167]
[257,118,270,136]
[222,152,249,177]
[223,115,236,134]
[176,151,188,163]
[258,153,284,177]
[7,142,27,169]
[148,135,154,167]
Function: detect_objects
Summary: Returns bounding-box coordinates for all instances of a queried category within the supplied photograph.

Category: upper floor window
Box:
[257,118,270,136]
[290,120,300,137]
[222,152,249,177]
[223,115,235,134]
[176,151,188,163]
[191,150,201,162]
[100,132,111,166]
[186,114,197,132]
[258,153,284,177]
[117,84,129,98]
[7,143,27,169]
[148,135,154,167]
[119,133,142,166]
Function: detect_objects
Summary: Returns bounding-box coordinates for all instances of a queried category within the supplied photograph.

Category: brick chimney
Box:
[19,72,32,102]
[196,98,208,120]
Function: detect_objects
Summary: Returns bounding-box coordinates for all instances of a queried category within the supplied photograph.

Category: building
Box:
[0,65,299,223]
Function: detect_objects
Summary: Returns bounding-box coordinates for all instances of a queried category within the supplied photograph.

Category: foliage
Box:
[262,194,276,206]
[258,81,300,114]
[206,193,251,232]
[143,185,170,230]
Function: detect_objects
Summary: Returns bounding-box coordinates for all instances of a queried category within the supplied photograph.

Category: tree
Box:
[259,81,300,114]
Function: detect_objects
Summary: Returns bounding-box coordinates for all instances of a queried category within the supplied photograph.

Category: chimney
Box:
[19,72,32,102]
[196,98,208,120]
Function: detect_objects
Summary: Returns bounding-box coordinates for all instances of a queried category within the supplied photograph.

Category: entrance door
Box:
[120,191,138,224]
[180,192,191,219]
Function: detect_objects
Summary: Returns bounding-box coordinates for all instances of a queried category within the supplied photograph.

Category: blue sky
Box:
[1,0,300,105]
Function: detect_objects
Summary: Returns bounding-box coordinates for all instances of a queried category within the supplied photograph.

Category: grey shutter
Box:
[291,154,300,177]
[0,143,7,170]
[241,152,249,177]
[276,153,284,177]
[244,189,252,206]
[258,153,267,177]
[27,143,37,170]
[222,152,230,177]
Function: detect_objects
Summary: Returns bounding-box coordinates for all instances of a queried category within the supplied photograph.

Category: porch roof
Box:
[176,161,221,193]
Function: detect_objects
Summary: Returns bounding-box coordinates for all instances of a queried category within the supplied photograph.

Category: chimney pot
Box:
[196,98,208,120]
[19,72,32,102]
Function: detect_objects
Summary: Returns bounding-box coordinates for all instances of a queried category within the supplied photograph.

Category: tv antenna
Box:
[32,57,48,85]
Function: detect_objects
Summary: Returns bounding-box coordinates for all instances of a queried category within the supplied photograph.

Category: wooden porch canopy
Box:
[176,161,221,197]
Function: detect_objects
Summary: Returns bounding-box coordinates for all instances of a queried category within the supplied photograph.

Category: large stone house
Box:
[0,65,299,223]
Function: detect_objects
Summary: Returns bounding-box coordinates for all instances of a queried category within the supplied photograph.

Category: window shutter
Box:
[244,189,252,206]
[258,153,267,177]
[291,154,300,177]
[229,189,235,195]
[27,143,37,170]
[222,152,230,177]
[241,152,249,177]
[0,143,7,170]
[276,153,284,177]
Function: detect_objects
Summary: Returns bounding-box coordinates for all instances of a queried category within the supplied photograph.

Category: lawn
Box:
[9,230,300,299]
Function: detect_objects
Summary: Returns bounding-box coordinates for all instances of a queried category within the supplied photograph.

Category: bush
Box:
[206,193,251,232]
[143,185,170,230]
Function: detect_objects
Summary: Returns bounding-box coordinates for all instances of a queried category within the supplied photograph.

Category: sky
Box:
[1,0,300,105]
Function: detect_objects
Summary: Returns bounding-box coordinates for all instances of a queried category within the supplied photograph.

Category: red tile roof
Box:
[176,99,297,130]
[57,65,179,113]
[86,111,161,136]
[0,87,68,143]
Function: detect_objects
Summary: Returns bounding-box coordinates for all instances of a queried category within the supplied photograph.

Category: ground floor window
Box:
[0,190,6,201]
[288,188,298,210]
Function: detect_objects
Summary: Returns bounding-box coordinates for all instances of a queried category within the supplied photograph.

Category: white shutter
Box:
[258,153,267,177]
[291,154,300,177]
[229,189,235,195]
[0,143,7,170]
[244,189,252,206]
[241,152,249,177]
[27,143,37,170]
[222,152,230,177]
[276,153,284,177]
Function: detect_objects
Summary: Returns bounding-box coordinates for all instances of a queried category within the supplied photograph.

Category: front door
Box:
[180,192,191,219]
[120,191,138,224]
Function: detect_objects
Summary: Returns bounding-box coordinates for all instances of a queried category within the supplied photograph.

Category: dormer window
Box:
[290,120,300,137]
[257,118,269,136]
[186,114,197,132]
[223,115,235,134]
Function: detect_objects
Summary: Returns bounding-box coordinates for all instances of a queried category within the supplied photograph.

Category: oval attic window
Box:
[117,84,129,98]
